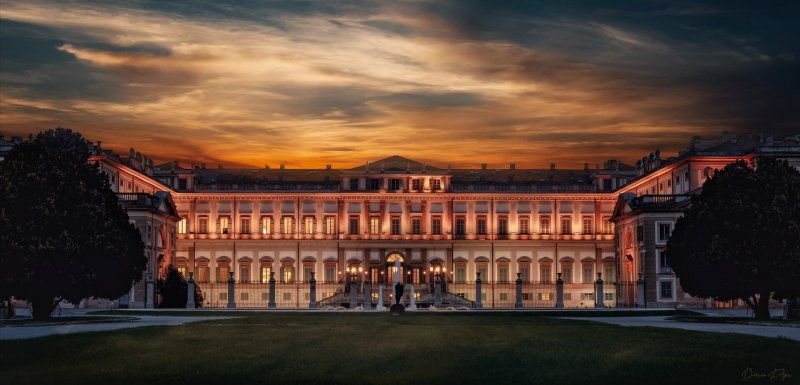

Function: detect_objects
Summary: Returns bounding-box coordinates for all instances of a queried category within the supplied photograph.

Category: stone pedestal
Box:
[145,273,154,309]
[376,285,386,311]
[349,281,358,309]
[268,272,276,309]
[227,272,236,309]
[595,273,604,309]
[636,273,646,308]
[475,273,483,309]
[363,280,372,310]
[309,272,317,309]
[515,273,523,308]
[186,272,196,309]
[434,277,442,307]
[555,273,564,308]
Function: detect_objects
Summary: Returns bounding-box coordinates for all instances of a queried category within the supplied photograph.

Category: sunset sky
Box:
[1,1,798,169]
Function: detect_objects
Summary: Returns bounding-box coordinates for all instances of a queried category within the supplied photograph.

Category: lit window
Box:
[282,217,294,235]
[260,216,273,235]
[540,217,550,234]
[177,218,187,234]
[324,217,336,234]
[369,217,380,235]
[303,217,314,234]
[218,216,230,234]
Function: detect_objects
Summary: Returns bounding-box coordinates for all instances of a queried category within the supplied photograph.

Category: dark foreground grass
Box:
[1,312,798,385]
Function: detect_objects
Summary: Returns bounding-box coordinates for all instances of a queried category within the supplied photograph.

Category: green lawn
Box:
[1,312,798,385]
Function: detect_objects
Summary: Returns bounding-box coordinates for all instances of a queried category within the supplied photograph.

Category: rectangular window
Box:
[637,225,644,244]
[283,292,292,301]
[281,266,294,283]
[349,217,359,235]
[456,218,466,235]
[519,265,530,282]
[324,217,336,235]
[303,266,314,282]
[198,217,208,234]
[657,222,672,243]
[498,218,508,235]
[582,217,593,235]
[432,179,441,191]
[498,265,509,283]
[197,266,209,282]
[540,265,551,283]
[519,218,529,235]
[604,265,615,282]
[658,250,672,273]
[477,218,487,235]
[561,216,571,235]
[369,217,380,235]
[604,293,614,301]
[455,264,466,283]
[177,218,187,234]
[538,292,551,301]
[177,266,187,277]
[325,266,335,283]
[260,266,272,283]
[540,217,550,234]
[477,264,488,282]
[432,218,442,235]
[349,178,359,190]
[562,266,573,284]
[282,217,294,235]
[241,217,250,234]
[219,216,230,234]
[603,217,613,234]
[303,217,314,234]
[660,280,674,300]
[391,217,401,235]
[178,178,187,190]
[581,292,594,301]
[369,178,381,190]
[412,218,421,235]
[260,216,273,235]
[499,293,508,301]
[240,266,250,283]
[412,179,421,190]
[389,178,401,190]
[583,265,594,283]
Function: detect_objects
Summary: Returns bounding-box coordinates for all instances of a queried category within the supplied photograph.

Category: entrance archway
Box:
[386,252,405,284]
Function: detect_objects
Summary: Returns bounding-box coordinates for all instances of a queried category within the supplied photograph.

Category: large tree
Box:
[158,265,204,308]
[0,128,146,320]
[665,157,800,319]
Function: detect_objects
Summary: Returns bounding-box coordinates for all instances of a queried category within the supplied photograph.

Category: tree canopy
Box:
[158,265,203,308]
[0,128,146,320]
[665,157,800,319]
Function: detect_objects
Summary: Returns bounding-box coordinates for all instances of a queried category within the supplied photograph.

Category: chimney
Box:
[280,163,285,170]
[583,163,589,173]
[201,163,206,169]
[481,163,487,170]
[550,163,556,170]
[721,130,729,143]
[326,164,332,170]
[510,163,516,170]
[96,140,102,148]
[264,164,270,169]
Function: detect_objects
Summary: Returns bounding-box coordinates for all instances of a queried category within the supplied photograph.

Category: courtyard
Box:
[1,311,798,385]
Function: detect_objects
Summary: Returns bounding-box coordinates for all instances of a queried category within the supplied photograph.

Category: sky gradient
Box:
[1,1,798,169]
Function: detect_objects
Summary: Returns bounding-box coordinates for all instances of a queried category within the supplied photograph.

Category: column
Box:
[268,272,276,309]
[636,272,646,308]
[186,272,196,309]
[309,271,317,309]
[595,273,604,309]
[475,272,483,309]
[227,272,236,308]
[363,280,372,309]
[555,272,564,308]
[515,272,523,308]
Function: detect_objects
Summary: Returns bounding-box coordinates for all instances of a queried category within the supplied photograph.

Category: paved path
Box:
[0,315,230,340]
[560,316,800,341]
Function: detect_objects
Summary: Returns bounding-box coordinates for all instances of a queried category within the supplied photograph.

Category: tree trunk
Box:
[754,290,772,320]
[30,297,56,321]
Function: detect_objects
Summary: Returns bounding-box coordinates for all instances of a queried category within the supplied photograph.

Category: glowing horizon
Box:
[1,1,798,169]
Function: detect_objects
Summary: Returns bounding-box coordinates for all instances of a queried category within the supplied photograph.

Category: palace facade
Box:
[7,131,796,309]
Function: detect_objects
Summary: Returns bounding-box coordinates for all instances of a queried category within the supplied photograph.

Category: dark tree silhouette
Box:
[0,128,146,320]
[158,265,204,308]
[665,158,800,319]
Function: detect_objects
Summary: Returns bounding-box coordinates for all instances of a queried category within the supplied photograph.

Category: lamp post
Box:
[348,266,361,308]
[433,266,442,307]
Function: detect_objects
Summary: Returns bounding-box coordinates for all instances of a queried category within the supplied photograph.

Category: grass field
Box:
[1,312,798,385]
